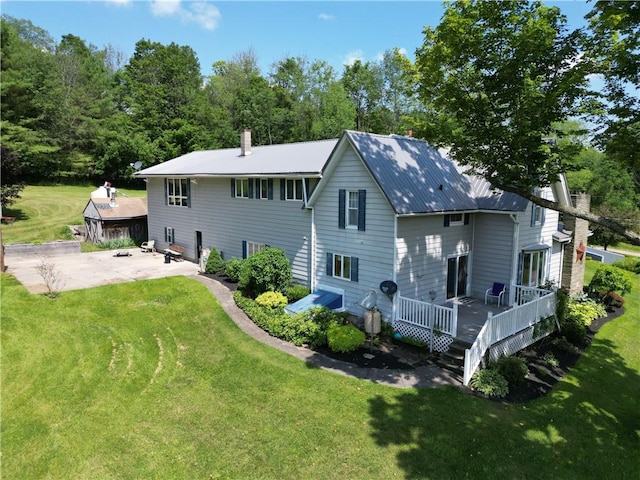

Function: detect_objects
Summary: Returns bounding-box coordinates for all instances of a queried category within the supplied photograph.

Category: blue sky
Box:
[1,1,595,75]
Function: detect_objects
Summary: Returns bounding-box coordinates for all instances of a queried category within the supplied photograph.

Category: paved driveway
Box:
[4,249,200,294]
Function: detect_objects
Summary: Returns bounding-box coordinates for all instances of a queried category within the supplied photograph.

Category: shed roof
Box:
[84,197,147,220]
[342,131,529,215]
[134,139,338,178]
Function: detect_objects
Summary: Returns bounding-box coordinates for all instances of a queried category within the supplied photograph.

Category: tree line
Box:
[1,1,638,244]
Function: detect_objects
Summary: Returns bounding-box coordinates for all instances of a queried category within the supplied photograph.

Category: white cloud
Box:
[104,0,132,5]
[375,47,408,63]
[342,50,364,66]
[150,0,221,30]
[319,13,335,21]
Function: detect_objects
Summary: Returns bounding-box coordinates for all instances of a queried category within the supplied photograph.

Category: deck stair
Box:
[436,339,472,381]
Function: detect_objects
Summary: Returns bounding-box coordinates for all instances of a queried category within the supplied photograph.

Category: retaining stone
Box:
[4,240,81,257]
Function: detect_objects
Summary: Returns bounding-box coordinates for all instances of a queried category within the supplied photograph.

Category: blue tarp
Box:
[285,290,343,315]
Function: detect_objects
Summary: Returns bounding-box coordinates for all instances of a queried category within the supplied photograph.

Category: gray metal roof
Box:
[134,139,338,178]
[345,131,528,215]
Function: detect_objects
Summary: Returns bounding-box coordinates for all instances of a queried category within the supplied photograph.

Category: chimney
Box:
[561,193,590,295]
[240,129,252,156]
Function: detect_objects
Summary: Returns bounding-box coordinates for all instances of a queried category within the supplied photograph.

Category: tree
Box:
[415,0,639,245]
[0,145,25,208]
[585,1,640,192]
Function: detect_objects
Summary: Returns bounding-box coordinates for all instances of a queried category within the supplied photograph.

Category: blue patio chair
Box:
[485,282,506,306]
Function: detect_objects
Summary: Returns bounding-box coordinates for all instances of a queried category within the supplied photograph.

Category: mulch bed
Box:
[205,272,625,403]
[469,305,625,404]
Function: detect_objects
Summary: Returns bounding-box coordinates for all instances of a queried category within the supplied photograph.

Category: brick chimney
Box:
[240,129,251,156]
[561,193,590,295]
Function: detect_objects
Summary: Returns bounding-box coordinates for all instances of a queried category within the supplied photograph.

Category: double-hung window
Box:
[531,189,546,226]
[235,178,249,198]
[286,179,303,201]
[242,240,265,258]
[347,191,359,228]
[257,179,269,200]
[338,189,366,231]
[166,178,190,207]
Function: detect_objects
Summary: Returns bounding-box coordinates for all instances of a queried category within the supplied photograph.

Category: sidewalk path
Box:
[191,275,461,389]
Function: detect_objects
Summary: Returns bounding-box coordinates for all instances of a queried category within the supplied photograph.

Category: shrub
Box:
[204,247,225,274]
[224,258,245,282]
[567,298,606,327]
[97,238,137,249]
[612,257,640,274]
[588,264,634,296]
[542,352,559,368]
[286,285,311,303]
[238,247,292,297]
[470,368,509,398]
[494,356,528,387]
[255,291,288,309]
[327,324,365,353]
[552,336,579,354]
[560,321,586,346]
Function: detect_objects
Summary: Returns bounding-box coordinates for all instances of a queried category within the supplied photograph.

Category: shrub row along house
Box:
[135,130,589,384]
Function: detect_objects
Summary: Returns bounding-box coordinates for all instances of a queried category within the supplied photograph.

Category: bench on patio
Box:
[164,243,184,261]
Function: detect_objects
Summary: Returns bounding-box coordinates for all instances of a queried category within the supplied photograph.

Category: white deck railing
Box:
[463,287,555,386]
[395,296,458,349]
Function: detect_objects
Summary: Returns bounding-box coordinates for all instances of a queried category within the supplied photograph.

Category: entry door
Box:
[446,255,468,299]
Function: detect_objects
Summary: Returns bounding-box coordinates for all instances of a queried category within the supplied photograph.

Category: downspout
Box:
[310,207,317,292]
[509,213,520,306]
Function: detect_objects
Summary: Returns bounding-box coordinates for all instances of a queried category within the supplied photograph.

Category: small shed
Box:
[83,196,148,244]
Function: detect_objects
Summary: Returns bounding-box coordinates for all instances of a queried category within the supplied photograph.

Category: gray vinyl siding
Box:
[471,213,515,298]
[314,145,396,322]
[145,177,313,285]
[396,215,473,304]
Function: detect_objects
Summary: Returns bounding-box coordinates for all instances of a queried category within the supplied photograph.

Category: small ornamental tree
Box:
[238,247,292,298]
[204,247,225,275]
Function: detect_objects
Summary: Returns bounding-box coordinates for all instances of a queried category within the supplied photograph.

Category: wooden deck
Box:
[451,297,511,344]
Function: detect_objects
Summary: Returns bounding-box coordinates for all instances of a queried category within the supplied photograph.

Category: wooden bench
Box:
[1,216,16,225]
[164,243,184,261]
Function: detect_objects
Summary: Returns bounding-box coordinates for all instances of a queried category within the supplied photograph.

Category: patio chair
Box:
[140,240,155,253]
[485,282,506,306]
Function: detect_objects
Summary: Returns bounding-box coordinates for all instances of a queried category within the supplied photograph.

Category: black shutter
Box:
[338,189,346,229]
[164,179,168,205]
[280,179,285,200]
[186,179,191,208]
[351,257,359,282]
[444,214,450,227]
[517,252,524,285]
[268,179,273,200]
[164,227,168,242]
[248,179,254,199]
[464,213,470,225]
[242,240,247,259]
[531,204,535,226]
[540,206,546,225]
[231,178,236,197]
[357,189,366,231]
[326,252,333,276]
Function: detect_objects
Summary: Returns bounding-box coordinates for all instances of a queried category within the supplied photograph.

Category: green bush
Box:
[255,291,288,309]
[612,257,640,274]
[96,238,137,249]
[560,321,586,346]
[542,352,559,368]
[589,264,634,296]
[567,299,606,327]
[551,336,579,354]
[238,247,292,298]
[470,368,509,398]
[327,324,366,353]
[204,247,225,274]
[224,258,245,282]
[494,356,528,387]
[286,285,311,303]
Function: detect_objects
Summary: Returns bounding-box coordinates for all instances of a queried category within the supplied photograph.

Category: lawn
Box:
[1,184,145,245]
[2,262,639,479]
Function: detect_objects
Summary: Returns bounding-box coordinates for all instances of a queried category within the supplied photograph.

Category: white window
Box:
[522,250,546,287]
[247,242,265,256]
[333,253,352,281]
[532,189,545,226]
[165,227,175,244]
[286,179,303,201]
[258,178,269,200]
[235,178,249,198]
[449,213,464,226]
[347,191,359,228]
[166,178,189,207]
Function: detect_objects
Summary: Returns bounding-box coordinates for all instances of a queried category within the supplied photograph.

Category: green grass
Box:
[2,269,639,479]
[1,185,145,245]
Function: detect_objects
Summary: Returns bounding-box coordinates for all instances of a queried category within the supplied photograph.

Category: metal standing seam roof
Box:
[344,130,529,215]
[134,139,339,178]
